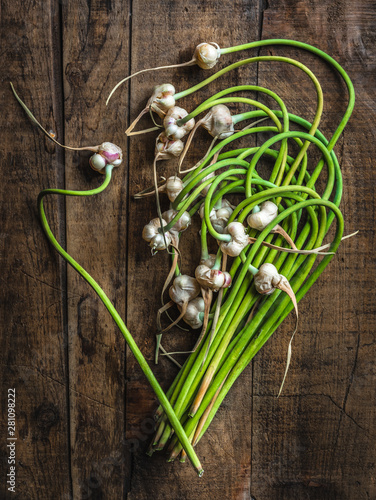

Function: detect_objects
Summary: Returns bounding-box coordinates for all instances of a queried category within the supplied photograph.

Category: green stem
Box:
[37,165,203,476]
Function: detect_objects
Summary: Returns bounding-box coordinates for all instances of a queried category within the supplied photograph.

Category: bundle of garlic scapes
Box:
[15,38,355,476]
[120,39,355,463]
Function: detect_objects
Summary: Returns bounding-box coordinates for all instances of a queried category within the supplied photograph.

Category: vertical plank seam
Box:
[125,0,134,498]
[55,0,74,497]
[251,2,268,497]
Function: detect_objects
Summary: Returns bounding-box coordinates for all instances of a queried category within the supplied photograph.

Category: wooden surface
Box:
[1,0,375,499]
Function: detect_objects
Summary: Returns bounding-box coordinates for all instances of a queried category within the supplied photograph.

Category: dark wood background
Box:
[1,0,375,499]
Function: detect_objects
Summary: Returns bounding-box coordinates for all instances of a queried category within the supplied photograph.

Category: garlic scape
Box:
[157,275,201,335]
[126,84,176,136]
[200,198,235,234]
[247,201,297,249]
[254,263,298,397]
[192,254,231,355]
[164,106,195,141]
[142,218,172,255]
[181,297,205,330]
[11,83,123,173]
[134,175,184,203]
[178,104,233,170]
[219,221,337,258]
[106,42,220,107]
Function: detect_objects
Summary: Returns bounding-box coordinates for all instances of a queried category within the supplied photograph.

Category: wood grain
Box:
[0,0,375,499]
[0,1,70,499]
[62,0,130,498]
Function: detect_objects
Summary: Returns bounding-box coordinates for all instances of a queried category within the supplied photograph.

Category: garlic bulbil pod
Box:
[164,106,195,141]
[162,209,191,233]
[89,142,123,173]
[195,265,232,292]
[200,199,236,234]
[254,263,289,295]
[219,222,250,257]
[247,201,278,231]
[142,218,172,254]
[169,275,201,307]
[155,132,184,159]
[247,201,298,249]
[181,297,205,329]
[148,84,176,117]
[166,176,184,202]
[201,104,234,139]
[193,42,221,69]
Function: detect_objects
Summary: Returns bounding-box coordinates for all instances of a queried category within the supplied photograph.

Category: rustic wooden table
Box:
[1,0,375,499]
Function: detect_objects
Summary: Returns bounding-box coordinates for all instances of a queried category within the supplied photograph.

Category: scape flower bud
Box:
[165,176,184,202]
[89,142,123,173]
[219,222,249,257]
[142,218,172,253]
[195,264,232,292]
[181,297,205,329]
[148,84,176,117]
[247,201,278,231]
[169,275,201,307]
[163,106,195,141]
[193,42,221,69]
[254,263,288,295]
[155,132,184,159]
[201,104,234,139]
[162,209,191,233]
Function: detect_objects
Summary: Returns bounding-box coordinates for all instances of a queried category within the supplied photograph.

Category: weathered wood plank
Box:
[0,1,70,499]
[251,1,376,499]
[125,1,262,498]
[61,0,130,498]
[1,0,376,499]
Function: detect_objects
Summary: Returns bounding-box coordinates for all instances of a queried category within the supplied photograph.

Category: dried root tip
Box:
[106,58,195,105]
[159,303,193,334]
[193,42,221,69]
[134,180,166,199]
[160,239,180,304]
[178,105,231,171]
[164,106,195,141]
[272,224,297,250]
[178,118,205,169]
[156,300,174,332]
